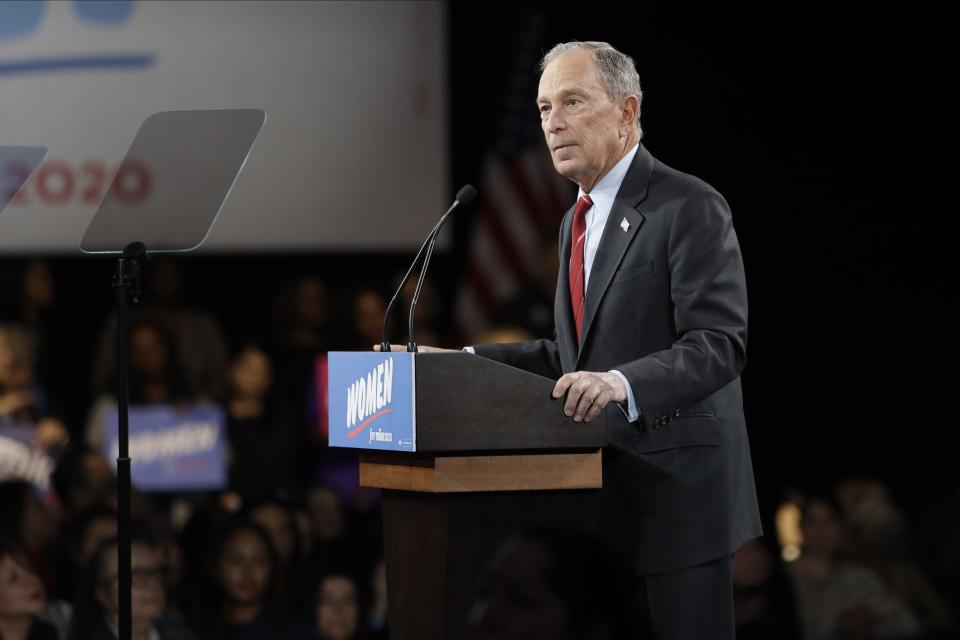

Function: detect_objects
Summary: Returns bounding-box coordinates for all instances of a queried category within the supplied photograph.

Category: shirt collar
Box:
[577,143,640,205]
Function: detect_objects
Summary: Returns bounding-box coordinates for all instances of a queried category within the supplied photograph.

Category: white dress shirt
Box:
[578,144,640,421]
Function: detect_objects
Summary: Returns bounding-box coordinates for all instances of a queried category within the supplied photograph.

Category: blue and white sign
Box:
[328,352,415,452]
[0,424,55,492]
[102,404,226,492]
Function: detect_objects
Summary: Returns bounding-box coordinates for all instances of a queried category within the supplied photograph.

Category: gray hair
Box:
[539,41,643,136]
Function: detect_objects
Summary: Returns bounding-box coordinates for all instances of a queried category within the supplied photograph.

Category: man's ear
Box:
[620,95,640,134]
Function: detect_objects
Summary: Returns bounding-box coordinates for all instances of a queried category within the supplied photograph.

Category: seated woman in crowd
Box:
[0,541,57,640]
[313,569,365,640]
[193,519,315,640]
[67,536,195,640]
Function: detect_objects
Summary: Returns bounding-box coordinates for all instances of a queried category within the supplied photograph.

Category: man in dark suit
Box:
[470,41,762,639]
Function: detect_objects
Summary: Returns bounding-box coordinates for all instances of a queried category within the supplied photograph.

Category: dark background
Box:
[1,4,951,517]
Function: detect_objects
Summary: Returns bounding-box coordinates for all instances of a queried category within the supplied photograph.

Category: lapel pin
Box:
[620,217,630,232]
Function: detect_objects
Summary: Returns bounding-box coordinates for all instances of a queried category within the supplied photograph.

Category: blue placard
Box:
[102,404,226,492]
[327,352,415,451]
[0,424,56,493]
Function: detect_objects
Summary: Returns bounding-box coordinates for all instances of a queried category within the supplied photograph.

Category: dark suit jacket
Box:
[474,143,762,575]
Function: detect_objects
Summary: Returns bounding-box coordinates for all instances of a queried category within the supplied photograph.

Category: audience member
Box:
[786,493,920,640]
[0,541,57,640]
[67,536,196,640]
[226,345,304,498]
[193,519,315,640]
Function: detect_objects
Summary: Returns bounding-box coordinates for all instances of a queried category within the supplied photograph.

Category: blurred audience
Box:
[500,236,559,338]
[0,324,69,451]
[0,260,79,423]
[246,496,316,615]
[304,484,367,585]
[312,569,363,640]
[0,541,57,640]
[0,483,57,595]
[67,536,196,640]
[193,519,315,640]
[732,535,801,639]
[786,493,920,640]
[49,447,115,523]
[90,259,230,403]
[836,478,955,637]
[365,559,387,639]
[4,254,960,640]
[53,505,119,603]
[86,318,200,452]
[467,526,644,640]
[349,290,387,351]
[270,275,331,417]
[915,482,960,627]
[226,345,304,498]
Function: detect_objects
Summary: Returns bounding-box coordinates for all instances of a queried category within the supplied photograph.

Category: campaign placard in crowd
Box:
[102,404,226,492]
[0,424,56,492]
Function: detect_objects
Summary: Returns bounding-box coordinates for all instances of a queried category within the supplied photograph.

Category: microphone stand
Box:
[380,186,474,353]
[407,226,441,352]
[112,240,146,640]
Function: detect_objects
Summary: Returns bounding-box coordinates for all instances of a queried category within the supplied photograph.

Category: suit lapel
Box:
[577,145,655,363]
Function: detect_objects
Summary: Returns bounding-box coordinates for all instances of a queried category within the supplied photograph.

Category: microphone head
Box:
[455,184,477,206]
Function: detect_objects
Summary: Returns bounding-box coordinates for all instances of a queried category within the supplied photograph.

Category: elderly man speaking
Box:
[422,41,761,638]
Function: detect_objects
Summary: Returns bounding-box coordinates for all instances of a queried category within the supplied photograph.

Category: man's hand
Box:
[373,344,459,353]
[552,371,627,423]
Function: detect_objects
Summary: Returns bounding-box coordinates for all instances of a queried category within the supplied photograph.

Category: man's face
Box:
[537,50,632,191]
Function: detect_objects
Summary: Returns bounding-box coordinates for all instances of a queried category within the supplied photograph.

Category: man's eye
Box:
[539,105,550,114]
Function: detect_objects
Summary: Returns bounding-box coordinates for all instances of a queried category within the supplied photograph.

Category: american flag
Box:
[454,11,575,341]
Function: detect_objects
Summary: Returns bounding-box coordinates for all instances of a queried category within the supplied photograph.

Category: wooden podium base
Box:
[361,451,602,640]
[360,450,601,492]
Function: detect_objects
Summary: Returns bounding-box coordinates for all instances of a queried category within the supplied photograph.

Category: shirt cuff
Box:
[609,369,640,422]
[462,346,475,354]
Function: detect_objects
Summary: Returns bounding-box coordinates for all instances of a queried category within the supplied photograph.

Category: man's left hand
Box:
[552,371,627,423]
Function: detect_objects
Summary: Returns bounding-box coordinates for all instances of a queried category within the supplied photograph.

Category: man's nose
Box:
[544,108,566,134]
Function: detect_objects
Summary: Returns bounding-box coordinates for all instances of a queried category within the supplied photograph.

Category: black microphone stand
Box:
[380,185,475,354]
[379,229,436,354]
[112,240,146,640]
[407,227,440,353]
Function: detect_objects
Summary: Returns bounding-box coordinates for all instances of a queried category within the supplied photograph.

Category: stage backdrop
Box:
[0,0,447,253]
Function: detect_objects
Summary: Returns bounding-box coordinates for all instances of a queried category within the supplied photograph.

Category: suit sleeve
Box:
[615,187,748,420]
[472,338,563,380]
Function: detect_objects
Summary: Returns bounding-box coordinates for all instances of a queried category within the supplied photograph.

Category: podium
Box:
[328,352,606,639]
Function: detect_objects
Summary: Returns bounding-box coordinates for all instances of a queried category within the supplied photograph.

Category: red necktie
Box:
[569,194,593,342]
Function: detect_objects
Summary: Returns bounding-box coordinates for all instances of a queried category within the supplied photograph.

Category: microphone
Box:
[379,184,476,354]
[407,184,476,352]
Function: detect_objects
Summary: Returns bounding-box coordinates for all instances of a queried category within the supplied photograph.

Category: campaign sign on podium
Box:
[327,352,415,451]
